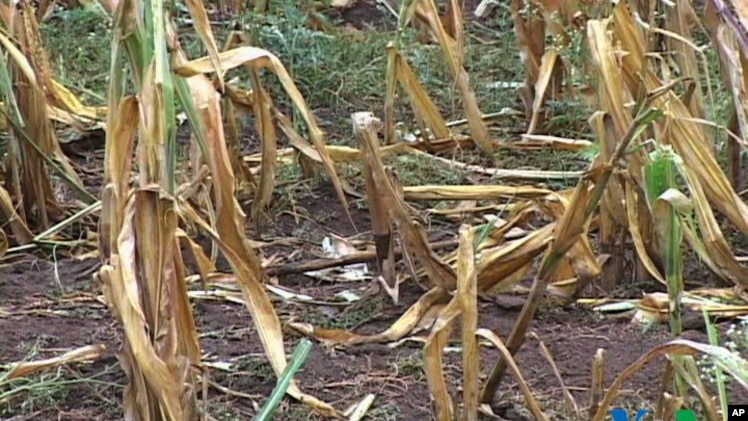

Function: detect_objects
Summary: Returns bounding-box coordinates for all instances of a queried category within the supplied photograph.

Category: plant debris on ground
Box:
[1,0,748,420]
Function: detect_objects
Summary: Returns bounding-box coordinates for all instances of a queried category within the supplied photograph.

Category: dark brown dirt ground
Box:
[2,177,747,420]
[2,1,748,420]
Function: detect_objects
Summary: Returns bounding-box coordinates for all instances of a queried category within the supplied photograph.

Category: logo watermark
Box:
[609,408,695,421]
[610,405,748,420]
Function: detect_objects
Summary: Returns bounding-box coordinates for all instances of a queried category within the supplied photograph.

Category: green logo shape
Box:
[675,409,696,421]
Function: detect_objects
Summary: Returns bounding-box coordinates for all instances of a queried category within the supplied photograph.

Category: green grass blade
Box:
[703,309,728,421]
[0,46,23,124]
[174,76,208,158]
[254,339,313,421]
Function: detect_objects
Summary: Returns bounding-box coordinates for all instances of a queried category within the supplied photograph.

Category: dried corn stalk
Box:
[97,1,343,419]
[704,0,748,188]
[0,1,94,234]
[397,0,494,154]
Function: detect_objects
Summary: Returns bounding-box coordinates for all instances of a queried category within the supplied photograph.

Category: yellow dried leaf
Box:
[403,185,552,201]
[180,74,342,417]
[6,344,105,379]
[291,287,449,346]
[424,298,460,421]
[175,46,353,227]
[457,225,479,421]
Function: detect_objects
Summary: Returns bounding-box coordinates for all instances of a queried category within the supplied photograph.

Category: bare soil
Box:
[2,1,747,420]
[2,178,747,420]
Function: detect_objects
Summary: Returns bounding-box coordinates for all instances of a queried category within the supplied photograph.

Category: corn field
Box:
[1,0,748,419]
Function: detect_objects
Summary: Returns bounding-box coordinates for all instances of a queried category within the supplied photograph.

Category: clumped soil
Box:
[2,1,748,420]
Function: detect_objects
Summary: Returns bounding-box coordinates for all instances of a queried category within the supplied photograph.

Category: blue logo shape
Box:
[610,408,649,421]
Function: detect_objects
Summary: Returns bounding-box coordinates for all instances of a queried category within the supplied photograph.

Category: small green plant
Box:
[1,368,68,415]
[724,320,748,352]
[699,317,748,387]
[298,294,383,331]
[41,7,112,103]
[576,142,600,162]
[235,358,277,382]
[394,351,425,382]
[389,154,466,186]
[0,363,122,417]
[698,314,748,420]
[365,402,401,421]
